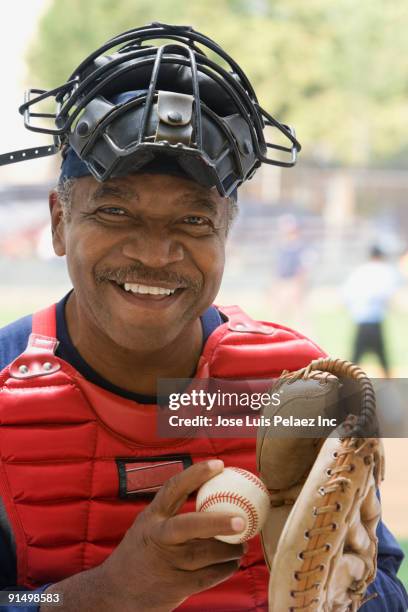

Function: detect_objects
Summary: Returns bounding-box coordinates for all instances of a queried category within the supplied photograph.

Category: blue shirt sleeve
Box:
[364,520,408,610]
[0,315,32,373]
[0,584,52,612]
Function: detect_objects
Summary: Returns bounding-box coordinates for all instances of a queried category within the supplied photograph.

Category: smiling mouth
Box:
[110,281,186,301]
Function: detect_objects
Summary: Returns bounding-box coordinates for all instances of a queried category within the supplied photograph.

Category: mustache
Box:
[95,263,202,292]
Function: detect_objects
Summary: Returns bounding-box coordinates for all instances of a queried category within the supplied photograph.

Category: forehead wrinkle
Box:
[89,183,136,203]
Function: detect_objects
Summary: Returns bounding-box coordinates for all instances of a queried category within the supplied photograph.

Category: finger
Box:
[182,560,240,594]
[156,511,246,545]
[151,460,224,517]
[177,539,246,571]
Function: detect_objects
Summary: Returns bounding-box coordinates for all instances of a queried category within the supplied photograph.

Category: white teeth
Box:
[123,282,176,296]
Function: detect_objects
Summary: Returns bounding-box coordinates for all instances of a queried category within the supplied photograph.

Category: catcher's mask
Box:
[0,22,301,197]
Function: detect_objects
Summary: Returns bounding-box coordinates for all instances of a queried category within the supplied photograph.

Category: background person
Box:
[342,246,400,377]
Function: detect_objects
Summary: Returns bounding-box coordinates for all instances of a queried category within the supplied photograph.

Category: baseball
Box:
[196,467,270,543]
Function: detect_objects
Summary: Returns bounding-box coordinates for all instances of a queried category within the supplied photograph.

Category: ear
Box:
[49,191,66,256]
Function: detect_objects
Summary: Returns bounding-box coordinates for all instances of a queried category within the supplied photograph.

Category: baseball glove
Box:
[256,357,384,612]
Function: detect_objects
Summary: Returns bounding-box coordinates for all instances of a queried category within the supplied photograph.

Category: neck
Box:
[64,294,204,396]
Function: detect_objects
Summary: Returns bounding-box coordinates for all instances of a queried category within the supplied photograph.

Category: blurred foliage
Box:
[28,0,408,166]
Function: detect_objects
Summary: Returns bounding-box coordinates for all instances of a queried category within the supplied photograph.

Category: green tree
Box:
[28,0,408,166]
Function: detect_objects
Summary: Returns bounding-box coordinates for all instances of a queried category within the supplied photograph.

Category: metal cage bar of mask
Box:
[0,22,301,173]
[18,51,300,160]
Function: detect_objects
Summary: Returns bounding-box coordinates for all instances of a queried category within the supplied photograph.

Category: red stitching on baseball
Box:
[229,467,269,496]
[198,491,258,540]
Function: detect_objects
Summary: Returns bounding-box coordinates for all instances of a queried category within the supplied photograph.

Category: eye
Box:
[179,215,214,235]
[98,206,127,216]
[182,216,210,226]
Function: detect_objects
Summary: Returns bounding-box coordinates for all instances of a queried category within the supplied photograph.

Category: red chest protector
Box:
[0,303,323,611]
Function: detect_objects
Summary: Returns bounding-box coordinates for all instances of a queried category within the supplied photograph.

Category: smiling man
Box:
[0,22,407,612]
[54,172,230,395]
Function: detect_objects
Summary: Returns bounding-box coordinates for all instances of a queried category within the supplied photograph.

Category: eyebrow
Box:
[89,184,135,203]
[179,195,219,216]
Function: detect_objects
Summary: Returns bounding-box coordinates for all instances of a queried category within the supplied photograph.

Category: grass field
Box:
[1,286,407,589]
[311,309,408,374]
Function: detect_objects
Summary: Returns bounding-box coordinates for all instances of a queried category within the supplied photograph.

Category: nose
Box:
[121,228,184,268]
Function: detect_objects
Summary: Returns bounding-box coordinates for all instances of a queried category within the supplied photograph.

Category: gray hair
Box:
[55,177,239,232]
[55,177,76,222]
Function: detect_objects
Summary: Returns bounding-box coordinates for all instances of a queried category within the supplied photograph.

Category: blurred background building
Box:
[0,0,407,584]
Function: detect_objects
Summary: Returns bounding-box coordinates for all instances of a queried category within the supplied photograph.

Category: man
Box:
[342,246,400,377]
[0,23,407,611]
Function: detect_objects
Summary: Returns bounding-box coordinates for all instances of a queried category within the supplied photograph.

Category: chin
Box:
[108,327,176,353]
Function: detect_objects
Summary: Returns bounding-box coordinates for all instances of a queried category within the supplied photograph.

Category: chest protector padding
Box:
[0,303,324,611]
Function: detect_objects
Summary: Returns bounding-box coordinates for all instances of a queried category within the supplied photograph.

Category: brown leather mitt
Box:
[256,358,385,612]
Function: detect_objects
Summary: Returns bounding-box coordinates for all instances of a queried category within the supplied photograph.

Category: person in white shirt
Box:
[342,246,400,377]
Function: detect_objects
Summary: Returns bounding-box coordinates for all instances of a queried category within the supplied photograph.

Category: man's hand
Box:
[102,459,246,610]
[42,460,247,612]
